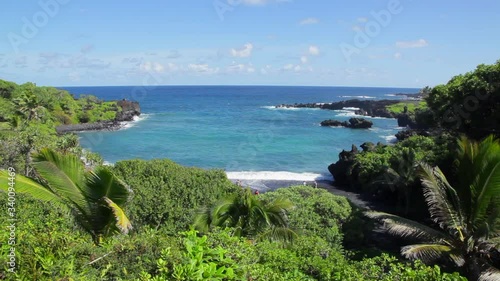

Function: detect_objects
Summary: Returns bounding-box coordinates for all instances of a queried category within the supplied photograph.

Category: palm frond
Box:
[471,159,500,228]
[418,163,465,238]
[478,263,500,281]
[86,167,131,205]
[365,211,452,242]
[193,206,213,233]
[103,197,132,235]
[264,199,294,227]
[257,226,298,243]
[32,148,88,212]
[210,196,237,226]
[0,170,61,203]
[401,244,464,266]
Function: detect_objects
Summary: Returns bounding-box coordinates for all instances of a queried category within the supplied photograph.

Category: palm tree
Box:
[194,188,296,242]
[13,88,45,122]
[366,136,500,280]
[0,148,132,245]
[383,147,419,215]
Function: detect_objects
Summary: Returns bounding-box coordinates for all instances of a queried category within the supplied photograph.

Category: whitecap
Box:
[226,171,330,181]
[120,114,151,130]
[382,135,397,143]
[261,105,299,111]
[339,95,376,99]
[342,107,360,111]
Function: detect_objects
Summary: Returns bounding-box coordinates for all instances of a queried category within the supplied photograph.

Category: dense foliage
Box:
[0,161,467,280]
[0,80,117,176]
[367,136,500,280]
[194,188,296,242]
[0,80,119,126]
[330,135,454,216]
[259,185,352,246]
[416,60,500,138]
[0,149,132,245]
[0,75,477,279]
[111,159,239,233]
[385,100,427,115]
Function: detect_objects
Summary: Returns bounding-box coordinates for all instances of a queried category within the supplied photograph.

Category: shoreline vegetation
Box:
[55,99,141,134]
[1,60,499,280]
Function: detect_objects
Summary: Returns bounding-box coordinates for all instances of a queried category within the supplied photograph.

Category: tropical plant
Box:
[111,159,239,232]
[13,86,46,122]
[366,135,500,280]
[425,60,500,138]
[381,147,419,215]
[0,148,132,245]
[194,188,296,242]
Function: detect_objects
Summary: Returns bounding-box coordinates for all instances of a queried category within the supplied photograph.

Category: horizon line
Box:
[55,84,423,90]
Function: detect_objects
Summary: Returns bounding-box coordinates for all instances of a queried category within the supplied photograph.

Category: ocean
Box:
[62,86,417,186]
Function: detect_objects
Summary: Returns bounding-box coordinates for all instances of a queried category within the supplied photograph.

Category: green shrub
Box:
[259,185,352,246]
[112,159,239,233]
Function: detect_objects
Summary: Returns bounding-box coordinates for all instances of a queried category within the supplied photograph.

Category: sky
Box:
[0,0,499,87]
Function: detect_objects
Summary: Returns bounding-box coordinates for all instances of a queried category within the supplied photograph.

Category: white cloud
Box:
[396,39,429,49]
[188,63,218,74]
[308,45,320,56]
[300,56,308,64]
[154,63,164,72]
[231,43,254,58]
[394,52,402,60]
[282,63,304,72]
[352,25,362,32]
[299,17,319,25]
[140,62,164,73]
[260,65,272,74]
[227,62,255,73]
[357,17,368,23]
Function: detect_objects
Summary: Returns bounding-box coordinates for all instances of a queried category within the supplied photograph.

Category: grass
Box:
[386,101,427,114]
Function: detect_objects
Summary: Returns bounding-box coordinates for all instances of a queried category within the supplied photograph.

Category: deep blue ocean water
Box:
[62,86,417,183]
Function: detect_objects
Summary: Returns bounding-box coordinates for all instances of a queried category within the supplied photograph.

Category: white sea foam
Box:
[339,95,376,99]
[226,171,331,181]
[121,114,151,130]
[385,94,396,97]
[369,116,394,120]
[261,105,319,111]
[103,161,115,166]
[382,135,397,143]
[342,107,360,111]
[261,105,299,110]
[334,108,362,117]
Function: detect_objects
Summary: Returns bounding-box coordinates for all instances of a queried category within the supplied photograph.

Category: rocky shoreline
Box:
[56,100,141,134]
[276,99,402,118]
[321,118,373,129]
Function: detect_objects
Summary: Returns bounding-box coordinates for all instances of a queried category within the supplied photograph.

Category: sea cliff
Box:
[56,100,141,134]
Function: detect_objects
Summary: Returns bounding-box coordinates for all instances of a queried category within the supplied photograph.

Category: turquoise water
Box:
[62,86,416,181]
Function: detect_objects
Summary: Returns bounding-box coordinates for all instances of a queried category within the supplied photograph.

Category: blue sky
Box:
[0,0,499,87]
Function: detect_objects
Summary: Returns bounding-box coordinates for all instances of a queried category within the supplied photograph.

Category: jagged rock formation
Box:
[321,118,373,129]
[276,99,400,118]
[115,100,141,122]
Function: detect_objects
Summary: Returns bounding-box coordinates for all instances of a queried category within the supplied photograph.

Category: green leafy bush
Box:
[259,185,352,246]
[112,159,239,233]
